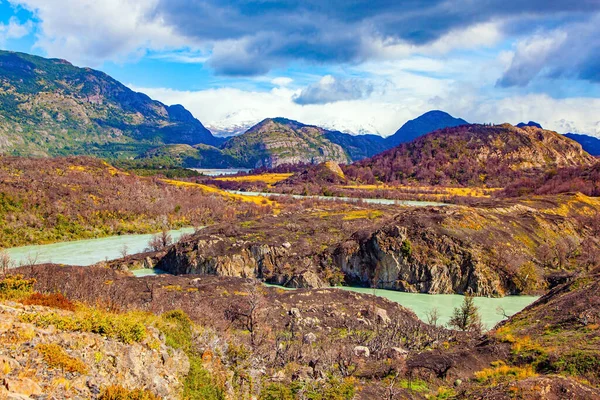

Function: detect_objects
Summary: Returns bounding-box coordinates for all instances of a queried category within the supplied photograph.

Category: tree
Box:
[0,251,12,276]
[448,294,483,333]
[426,307,440,327]
[148,228,173,251]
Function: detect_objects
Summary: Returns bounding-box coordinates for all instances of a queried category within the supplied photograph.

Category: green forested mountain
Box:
[0,50,222,158]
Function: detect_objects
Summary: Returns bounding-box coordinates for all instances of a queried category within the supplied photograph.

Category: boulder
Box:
[3,378,43,397]
[303,332,317,344]
[353,346,370,358]
[374,307,391,325]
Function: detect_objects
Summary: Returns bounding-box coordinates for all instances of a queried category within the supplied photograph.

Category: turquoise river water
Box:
[5,227,537,328]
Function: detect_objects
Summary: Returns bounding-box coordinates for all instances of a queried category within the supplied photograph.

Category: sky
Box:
[1,0,600,137]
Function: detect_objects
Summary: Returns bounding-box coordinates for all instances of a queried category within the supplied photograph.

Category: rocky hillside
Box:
[208,118,351,168]
[385,110,467,148]
[0,50,221,158]
[10,265,453,399]
[151,194,599,296]
[346,124,597,186]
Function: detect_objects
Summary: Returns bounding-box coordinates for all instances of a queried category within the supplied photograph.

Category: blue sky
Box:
[1,0,600,137]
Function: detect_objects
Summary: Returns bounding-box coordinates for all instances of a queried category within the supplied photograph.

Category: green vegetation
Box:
[156,310,225,400]
[448,294,483,332]
[0,274,36,299]
[0,50,219,158]
[258,376,356,400]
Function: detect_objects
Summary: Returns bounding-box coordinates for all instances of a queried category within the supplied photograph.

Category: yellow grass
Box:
[474,361,537,384]
[214,173,293,185]
[160,179,276,206]
[313,209,384,220]
[340,183,501,198]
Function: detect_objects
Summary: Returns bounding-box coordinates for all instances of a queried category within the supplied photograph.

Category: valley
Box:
[1,49,599,400]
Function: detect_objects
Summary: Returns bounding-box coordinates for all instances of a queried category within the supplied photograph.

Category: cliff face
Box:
[0,302,188,399]
[334,223,502,296]
[157,237,325,288]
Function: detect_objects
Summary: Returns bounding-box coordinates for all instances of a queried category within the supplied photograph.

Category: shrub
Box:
[99,385,159,400]
[259,382,297,400]
[36,343,87,374]
[474,361,536,384]
[0,274,36,299]
[22,307,147,344]
[448,294,483,333]
[21,292,76,311]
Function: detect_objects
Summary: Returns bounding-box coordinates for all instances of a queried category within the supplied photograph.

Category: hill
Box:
[502,162,600,197]
[0,50,221,158]
[0,156,270,247]
[346,123,596,187]
[202,117,351,168]
[565,132,600,156]
[385,110,467,147]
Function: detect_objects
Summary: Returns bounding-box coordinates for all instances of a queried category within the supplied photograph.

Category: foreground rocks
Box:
[0,302,188,399]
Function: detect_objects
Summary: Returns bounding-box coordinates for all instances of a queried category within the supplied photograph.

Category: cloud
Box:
[0,16,32,43]
[9,0,189,66]
[271,77,293,87]
[131,76,600,138]
[498,15,600,86]
[293,76,374,105]
[153,0,598,75]
[10,0,599,77]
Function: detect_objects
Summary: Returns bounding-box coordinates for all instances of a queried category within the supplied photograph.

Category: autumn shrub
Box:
[98,385,159,400]
[22,307,147,344]
[474,361,536,384]
[21,292,76,311]
[36,343,87,374]
[0,274,36,299]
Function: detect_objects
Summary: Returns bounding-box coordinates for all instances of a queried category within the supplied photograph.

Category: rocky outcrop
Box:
[156,236,325,288]
[334,223,503,296]
[0,302,188,399]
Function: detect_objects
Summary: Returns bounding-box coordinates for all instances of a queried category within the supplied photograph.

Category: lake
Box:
[338,286,537,330]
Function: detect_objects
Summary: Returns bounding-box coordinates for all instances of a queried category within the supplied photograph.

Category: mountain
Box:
[192,118,351,168]
[0,50,222,157]
[346,123,596,186]
[565,133,600,156]
[323,130,387,160]
[516,121,543,129]
[385,110,468,147]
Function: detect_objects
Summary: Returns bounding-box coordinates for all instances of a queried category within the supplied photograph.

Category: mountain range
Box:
[0,50,597,170]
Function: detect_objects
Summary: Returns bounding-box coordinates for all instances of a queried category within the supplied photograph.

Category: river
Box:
[4,227,537,328]
[4,227,196,267]
[226,190,449,207]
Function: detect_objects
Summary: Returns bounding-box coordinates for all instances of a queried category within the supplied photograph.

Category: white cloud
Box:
[9,0,190,65]
[130,82,600,138]
[0,16,32,43]
[271,77,293,87]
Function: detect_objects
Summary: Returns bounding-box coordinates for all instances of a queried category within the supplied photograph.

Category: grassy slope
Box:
[0,156,272,247]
